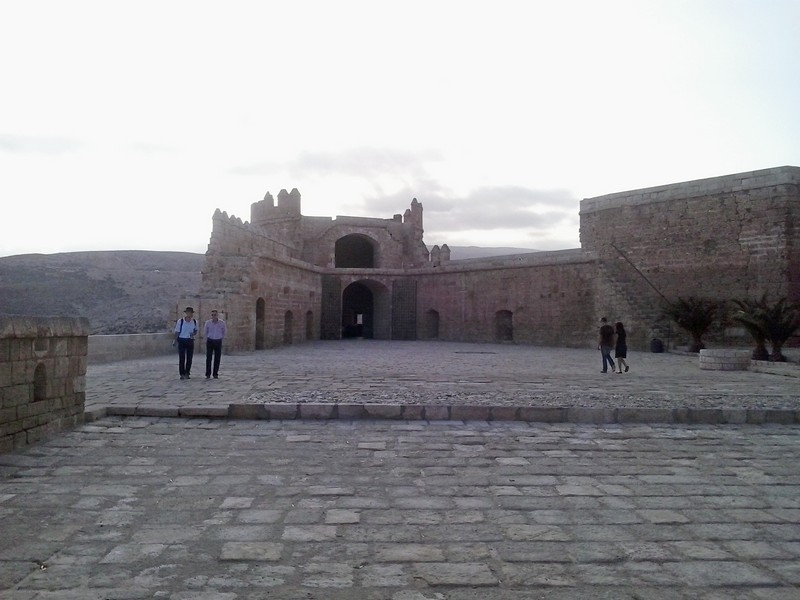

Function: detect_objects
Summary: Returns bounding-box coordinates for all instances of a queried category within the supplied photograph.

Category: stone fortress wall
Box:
[0,316,89,452]
[581,166,800,348]
[190,166,799,353]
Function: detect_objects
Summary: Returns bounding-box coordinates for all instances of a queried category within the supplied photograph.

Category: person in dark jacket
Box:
[614,321,629,373]
[598,317,616,373]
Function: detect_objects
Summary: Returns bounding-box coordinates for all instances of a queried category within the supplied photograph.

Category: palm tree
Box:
[731,295,800,362]
[731,296,770,360]
[661,297,719,353]
[759,297,800,362]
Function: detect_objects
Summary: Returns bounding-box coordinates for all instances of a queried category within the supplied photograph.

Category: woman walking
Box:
[615,322,629,373]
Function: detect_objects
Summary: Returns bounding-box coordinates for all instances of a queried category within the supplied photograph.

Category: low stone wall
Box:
[88,333,174,364]
[750,359,800,378]
[699,349,752,371]
[0,316,89,452]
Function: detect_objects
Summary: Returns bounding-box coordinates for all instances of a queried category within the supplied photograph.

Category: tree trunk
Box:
[769,342,787,362]
[751,343,769,361]
[689,335,705,353]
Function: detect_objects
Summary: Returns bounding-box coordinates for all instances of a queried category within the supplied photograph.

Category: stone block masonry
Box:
[0,316,89,452]
[580,166,800,302]
[198,166,799,352]
[699,348,751,371]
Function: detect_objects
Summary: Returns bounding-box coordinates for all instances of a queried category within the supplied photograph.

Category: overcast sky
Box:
[2,0,798,258]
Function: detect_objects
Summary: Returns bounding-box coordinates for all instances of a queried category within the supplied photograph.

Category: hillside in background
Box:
[0,251,203,334]
[0,246,537,334]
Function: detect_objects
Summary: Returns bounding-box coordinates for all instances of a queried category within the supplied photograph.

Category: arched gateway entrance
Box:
[341,280,390,339]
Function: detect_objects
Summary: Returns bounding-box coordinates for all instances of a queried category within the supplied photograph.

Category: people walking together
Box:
[174,307,198,380]
[204,309,227,379]
[614,321,629,374]
[598,317,616,373]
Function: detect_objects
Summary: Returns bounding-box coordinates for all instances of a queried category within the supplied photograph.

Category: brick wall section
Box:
[0,316,89,453]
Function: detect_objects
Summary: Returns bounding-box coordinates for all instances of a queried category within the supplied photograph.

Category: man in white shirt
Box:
[204,309,227,379]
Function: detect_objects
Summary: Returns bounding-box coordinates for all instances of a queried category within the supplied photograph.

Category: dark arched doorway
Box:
[255,297,266,349]
[342,282,372,338]
[335,234,376,268]
[424,309,440,339]
[33,363,47,402]
[341,280,391,339]
[305,310,314,340]
[283,310,293,344]
[495,310,513,342]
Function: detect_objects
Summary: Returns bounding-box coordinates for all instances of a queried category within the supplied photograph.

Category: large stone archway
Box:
[335,234,377,268]
[341,279,391,339]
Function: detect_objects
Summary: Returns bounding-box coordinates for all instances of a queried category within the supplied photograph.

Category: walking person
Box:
[614,321,629,373]
[598,317,616,373]
[204,309,227,379]
[173,307,198,380]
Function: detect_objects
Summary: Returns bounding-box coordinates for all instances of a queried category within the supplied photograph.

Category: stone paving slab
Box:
[1,417,799,598]
[85,341,800,425]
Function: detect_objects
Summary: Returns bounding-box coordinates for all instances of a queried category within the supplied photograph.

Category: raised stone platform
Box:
[699,348,752,371]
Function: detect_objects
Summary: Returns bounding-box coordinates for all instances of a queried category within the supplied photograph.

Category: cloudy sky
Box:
[2,0,798,257]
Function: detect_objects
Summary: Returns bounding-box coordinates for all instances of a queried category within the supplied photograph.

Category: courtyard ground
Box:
[1,341,799,598]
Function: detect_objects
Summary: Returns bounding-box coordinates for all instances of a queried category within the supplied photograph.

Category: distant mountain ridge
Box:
[0,251,203,334]
[0,246,538,334]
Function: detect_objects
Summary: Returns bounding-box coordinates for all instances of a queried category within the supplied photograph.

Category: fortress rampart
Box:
[194,166,800,353]
[581,166,800,331]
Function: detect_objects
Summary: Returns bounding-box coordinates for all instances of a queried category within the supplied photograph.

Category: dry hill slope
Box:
[0,251,203,334]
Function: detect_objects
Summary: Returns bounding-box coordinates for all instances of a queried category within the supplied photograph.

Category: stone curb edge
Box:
[84,404,800,426]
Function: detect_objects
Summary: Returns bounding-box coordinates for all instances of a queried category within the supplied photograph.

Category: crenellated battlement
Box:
[251,188,302,225]
[213,208,247,227]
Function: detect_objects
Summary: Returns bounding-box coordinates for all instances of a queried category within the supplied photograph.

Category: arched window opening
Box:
[335,234,375,268]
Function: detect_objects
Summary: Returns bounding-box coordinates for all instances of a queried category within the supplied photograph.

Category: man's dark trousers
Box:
[178,338,194,377]
[206,339,222,378]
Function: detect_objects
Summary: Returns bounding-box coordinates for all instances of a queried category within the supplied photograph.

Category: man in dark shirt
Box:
[598,317,616,373]
[173,306,198,380]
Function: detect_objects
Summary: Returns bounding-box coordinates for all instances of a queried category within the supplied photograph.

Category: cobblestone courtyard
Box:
[1,341,799,598]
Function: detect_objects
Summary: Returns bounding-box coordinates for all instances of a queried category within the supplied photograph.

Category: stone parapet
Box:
[0,316,89,452]
[580,165,800,213]
[88,333,174,364]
